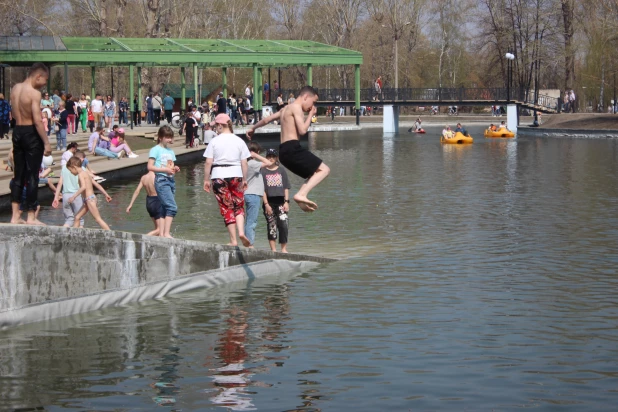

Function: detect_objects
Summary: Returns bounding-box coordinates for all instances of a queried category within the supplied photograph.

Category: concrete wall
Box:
[0,224,333,328]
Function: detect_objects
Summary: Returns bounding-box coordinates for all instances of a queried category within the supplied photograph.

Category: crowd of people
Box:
[7,64,330,253]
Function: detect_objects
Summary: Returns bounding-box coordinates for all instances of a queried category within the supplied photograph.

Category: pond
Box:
[1,127,617,410]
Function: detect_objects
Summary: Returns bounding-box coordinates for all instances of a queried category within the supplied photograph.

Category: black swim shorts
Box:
[278,140,323,179]
[146,195,164,219]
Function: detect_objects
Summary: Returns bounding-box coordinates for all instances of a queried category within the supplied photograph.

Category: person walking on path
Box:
[203,113,251,247]
[244,142,274,247]
[146,93,153,124]
[78,94,88,132]
[247,86,330,212]
[91,94,103,130]
[152,93,163,126]
[163,92,174,124]
[133,94,141,126]
[104,95,116,131]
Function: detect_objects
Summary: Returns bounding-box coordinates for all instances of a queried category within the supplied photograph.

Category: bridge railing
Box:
[268,87,558,110]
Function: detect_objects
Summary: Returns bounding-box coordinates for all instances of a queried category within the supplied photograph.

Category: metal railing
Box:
[267,87,558,110]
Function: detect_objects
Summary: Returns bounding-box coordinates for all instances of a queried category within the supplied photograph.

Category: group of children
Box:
[17,86,329,254]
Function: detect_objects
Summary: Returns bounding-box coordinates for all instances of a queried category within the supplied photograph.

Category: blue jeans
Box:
[56,128,67,150]
[244,194,261,245]
[94,147,119,159]
[155,175,177,217]
[147,108,154,124]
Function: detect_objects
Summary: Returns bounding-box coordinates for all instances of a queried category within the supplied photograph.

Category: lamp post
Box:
[505,53,515,102]
[384,21,410,98]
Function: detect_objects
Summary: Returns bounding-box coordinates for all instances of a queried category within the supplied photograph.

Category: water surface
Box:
[1,127,618,410]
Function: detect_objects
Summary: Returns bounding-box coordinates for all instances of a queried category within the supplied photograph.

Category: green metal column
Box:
[46,65,51,93]
[355,64,361,126]
[193,64,198,104]
[257,67,263,110]
[253,64,258,108]
[137,67,142,116]
[307,64,313,86]
[181,67,186,112]
[222,67,228,98]
[91,66,96,101]
[129,64,134,129]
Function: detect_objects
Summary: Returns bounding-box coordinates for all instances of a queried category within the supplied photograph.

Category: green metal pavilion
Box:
[0,36,363,115]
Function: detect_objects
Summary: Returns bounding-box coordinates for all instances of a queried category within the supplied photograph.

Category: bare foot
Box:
[293,194,317,212]
[239,235,251,247]
[10,218,26,224]
[281,249,289,254]
[227,242,238,246]
[25,219,46,226]
[163,235,174,239]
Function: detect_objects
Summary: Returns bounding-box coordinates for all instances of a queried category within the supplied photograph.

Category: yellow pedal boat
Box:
[484,129,515,138]
[441,132,473,144]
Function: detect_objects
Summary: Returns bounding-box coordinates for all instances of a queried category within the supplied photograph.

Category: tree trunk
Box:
[561,0,575,89]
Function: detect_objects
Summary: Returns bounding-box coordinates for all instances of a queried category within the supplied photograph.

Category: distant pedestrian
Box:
[163,92,174,124]
[152,92,162,126]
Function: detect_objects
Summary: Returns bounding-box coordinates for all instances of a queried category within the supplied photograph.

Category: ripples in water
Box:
[1,128,618,410]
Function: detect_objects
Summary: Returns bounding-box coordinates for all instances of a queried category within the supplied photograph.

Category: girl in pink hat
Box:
[203,113,251,247]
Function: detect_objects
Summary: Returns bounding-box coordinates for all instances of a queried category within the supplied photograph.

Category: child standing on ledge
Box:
[148,126,180,238]
[261,149,291,253]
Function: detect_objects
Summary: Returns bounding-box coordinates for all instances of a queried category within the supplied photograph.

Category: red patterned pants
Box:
[212,177,245,225]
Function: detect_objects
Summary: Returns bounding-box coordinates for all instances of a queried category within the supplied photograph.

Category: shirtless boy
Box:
[247,86,330,212]
[126,171,163,236]
[9,63,51,225]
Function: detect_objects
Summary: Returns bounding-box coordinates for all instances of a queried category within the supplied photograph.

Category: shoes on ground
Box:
[128,153,139,158]
[118,150,126,158]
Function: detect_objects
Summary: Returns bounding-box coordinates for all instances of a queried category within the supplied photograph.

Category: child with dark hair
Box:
[261,149,291,253]
[126,171,163,236]
[148,126,180,238]
[244,141,274,247]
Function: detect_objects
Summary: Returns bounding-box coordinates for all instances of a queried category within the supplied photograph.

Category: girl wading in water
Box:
[203,113,251,247]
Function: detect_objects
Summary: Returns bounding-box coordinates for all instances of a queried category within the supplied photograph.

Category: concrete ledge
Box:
[0,224,334,328]
[517,126,618,139]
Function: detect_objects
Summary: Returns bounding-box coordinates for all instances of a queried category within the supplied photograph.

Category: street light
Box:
[505,53,515,102]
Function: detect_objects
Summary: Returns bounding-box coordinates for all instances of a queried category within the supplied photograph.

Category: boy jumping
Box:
[247,86,329,212]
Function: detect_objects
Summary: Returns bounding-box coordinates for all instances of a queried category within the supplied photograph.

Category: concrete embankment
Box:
[0,225,334,329]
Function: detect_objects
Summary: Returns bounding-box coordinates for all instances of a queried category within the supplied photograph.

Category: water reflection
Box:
[1,129,618,410]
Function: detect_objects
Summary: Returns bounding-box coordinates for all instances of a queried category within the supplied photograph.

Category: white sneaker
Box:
[128,153,139,158]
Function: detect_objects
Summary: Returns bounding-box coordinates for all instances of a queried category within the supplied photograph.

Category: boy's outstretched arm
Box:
[126,181,144,213]
[247,111,282,140]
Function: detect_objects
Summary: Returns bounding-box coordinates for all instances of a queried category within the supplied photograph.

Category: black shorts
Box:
[279,140,323,179]
[146,195,164,219]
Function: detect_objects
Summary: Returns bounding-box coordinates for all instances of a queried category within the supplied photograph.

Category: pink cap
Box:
[210,113,231,127]
[118,128,125,134]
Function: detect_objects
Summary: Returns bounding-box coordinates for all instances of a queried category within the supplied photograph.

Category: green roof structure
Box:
[0,36,362,67]
[0,36,363,123]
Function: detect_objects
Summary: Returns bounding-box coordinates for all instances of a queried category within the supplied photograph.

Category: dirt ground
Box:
[540,113,618,130]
